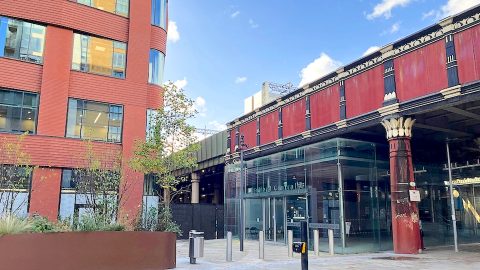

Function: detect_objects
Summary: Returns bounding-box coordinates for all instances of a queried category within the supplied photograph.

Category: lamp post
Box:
[239,134,248,252]
[446,140,459,252]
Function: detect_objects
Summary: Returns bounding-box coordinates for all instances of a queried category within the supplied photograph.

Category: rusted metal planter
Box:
[0,231,176,270]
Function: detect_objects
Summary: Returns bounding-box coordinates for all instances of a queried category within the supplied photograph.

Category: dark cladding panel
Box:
[282,99,306,138]
[260,110,279,145]
[345,65,384,118]
[310,84,340,129]
[239,120,257,149]
[455,25,480,84]
[394,40,448,102]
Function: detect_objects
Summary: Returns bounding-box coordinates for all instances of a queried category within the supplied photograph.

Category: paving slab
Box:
[176,239,480,270]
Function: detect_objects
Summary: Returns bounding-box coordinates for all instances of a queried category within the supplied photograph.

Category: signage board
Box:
[409,190,421,202]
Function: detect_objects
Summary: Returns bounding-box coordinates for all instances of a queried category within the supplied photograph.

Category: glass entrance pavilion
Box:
[224,137,480,253]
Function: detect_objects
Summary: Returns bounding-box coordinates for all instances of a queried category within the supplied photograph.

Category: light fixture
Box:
[94,112,101,124]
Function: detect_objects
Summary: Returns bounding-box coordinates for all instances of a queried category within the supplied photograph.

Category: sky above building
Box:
[164,0,480,132]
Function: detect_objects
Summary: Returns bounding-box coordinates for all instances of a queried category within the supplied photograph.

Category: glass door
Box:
[274,197,285,243]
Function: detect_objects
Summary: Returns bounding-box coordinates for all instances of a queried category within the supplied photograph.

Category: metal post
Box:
[239,150,245,251]
[328,229,334,255]
[226,231,233,262]
[301,221,308,270]
[259,231,264,259]
[288,230,293,257]
[337,145,346,251]
[313,229,319,256]
[446,141,459,252]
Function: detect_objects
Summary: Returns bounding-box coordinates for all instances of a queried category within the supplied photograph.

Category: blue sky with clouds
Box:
[164,0,480,131]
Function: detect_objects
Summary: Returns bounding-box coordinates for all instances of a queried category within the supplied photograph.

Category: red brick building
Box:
[0,0,168,222]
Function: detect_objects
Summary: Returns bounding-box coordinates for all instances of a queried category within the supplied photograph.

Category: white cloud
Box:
[298,53,342,87]
[422,10,436,20]
[362,46,381,56]
[231,11,240,18]
[235,77,247,84]
[249,19,259,28]
[167,21,180,43]
[367,0,412,20]
[390,22,400,33]
[208,121,227,131]
[439,0,480,17]
[173,78,188,89]
[194,96,207,117]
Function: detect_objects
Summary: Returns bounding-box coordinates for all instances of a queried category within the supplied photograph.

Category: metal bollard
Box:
[328,229,334,255]
[226,231,232,262]
[259,231,264,259]
[288,230,293,257]
[313,229,319,256]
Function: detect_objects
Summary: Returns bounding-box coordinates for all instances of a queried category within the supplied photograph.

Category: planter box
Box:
[0,231,176,270]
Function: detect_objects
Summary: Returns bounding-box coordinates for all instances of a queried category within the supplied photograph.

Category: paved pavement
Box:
[176,239,480,269]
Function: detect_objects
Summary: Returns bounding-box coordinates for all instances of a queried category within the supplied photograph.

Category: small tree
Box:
[131,81,199,232]
[70,139,128,230]
[0,134,35,217]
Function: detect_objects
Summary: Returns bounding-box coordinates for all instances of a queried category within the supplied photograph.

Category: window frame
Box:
[65,98,124,143]
[0,88,39,135]
[148,49,165,86]
[151,0,168,29]
[71,33,127,79]
[0,16,46,65]
[74,0,130,18]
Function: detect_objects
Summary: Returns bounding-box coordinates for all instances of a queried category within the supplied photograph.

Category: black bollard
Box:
[301,220,308,270]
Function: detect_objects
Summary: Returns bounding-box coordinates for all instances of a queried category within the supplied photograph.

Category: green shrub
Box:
[0,215,32,236]
[75,214,125,232]
[29,215,70,233]
[157,204,181,236]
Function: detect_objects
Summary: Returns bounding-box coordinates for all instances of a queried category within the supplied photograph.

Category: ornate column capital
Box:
[381,116,416,139]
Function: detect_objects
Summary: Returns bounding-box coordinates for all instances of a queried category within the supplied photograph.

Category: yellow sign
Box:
[451,177,480,186]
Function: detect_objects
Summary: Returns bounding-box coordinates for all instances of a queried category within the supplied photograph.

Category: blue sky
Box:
[164,0,480,131]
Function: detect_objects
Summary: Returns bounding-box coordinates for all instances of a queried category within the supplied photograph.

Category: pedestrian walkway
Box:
[176,239,480,269]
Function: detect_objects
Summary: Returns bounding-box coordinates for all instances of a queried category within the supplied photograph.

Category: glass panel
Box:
[245,198,263,240]
[112,41,126,78]
[0,17,8,57]
[93,0,116,13]
[1,17,45,64]
[116,0,129,17]
[0,105,7,130]
[151,0,167,29]
[149,49,165,85]
[88,36,113,76]
[66,99,81,138]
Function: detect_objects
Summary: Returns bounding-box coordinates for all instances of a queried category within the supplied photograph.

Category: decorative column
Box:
[191,172,200,204]
[381,116,421,254]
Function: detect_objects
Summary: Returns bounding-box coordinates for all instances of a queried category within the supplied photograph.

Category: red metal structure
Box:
[0,0,167,222]
[227,7,480,254]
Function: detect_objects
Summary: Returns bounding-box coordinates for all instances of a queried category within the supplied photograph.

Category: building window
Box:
[151,0,167,29]
[66,98,123,143]
[142,174,161,228]
[72,33,127,79]
[0,165,32,217]
[0,16,46,64]
[0,89,38,134]
[148,49,165,85]
[146,109,159,140]
[59,169,120,223]
[75,0,130,17]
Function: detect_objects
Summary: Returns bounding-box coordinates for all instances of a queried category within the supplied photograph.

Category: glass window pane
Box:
[0,89,38,134]
[0,105,7,131]
[4,18,21,59]
[1,17,45,64]
[93,0,116,13]
[66,98,122,142]
[88,37,113,76]
[0,17,8,57]
[21,108,35,133]
[112,41,126,78]
[149,49,165,85]
[151,0,167,28]
[116,0,129,16]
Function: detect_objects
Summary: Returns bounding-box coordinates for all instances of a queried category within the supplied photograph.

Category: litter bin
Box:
[189,230,204,264]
